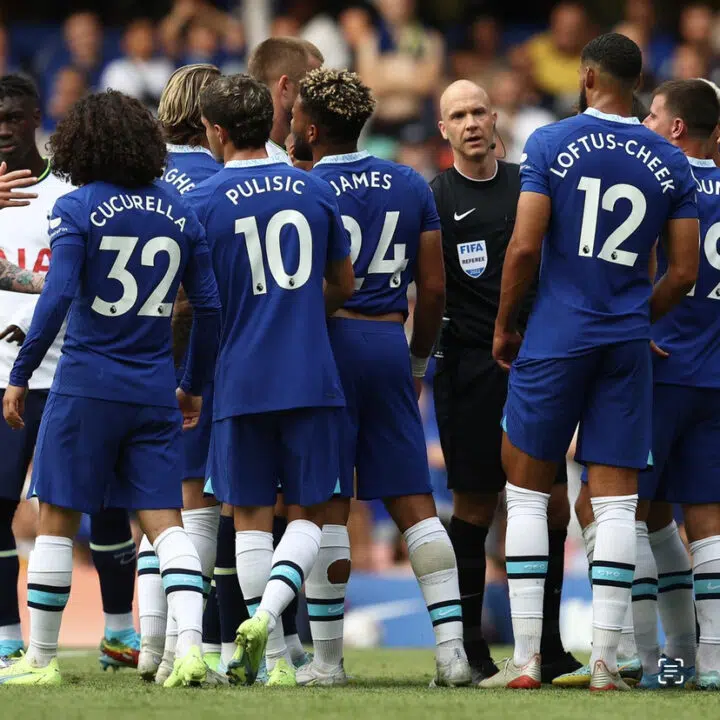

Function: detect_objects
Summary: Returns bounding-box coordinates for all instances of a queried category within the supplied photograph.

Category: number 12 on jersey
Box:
[576,176,647,268]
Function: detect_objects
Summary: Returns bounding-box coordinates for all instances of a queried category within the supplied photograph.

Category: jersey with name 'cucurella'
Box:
[160,144,222,196]
[311,150,440,316]
[9,180,221,406]
[518,107,697,359]
[186,156,350,419]
[653,157,720,388]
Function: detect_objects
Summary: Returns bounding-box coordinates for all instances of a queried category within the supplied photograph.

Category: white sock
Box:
[258,520,322,633]
[589,494,637,672]
[137,534,167,652]
[651,521,695,667]
[221,642,236,666]
[690,535,720,672]
[182,506,220,602]
[505,483,550,666]
[153,526,204,660]
[104,612,135,635]
[0,624,23,643]
[26,535,73,667]
[617,602,638,660]
[632,521,659,672]
[202,642,221,655]
[306,524,350,669]
[163,615,178,665]
[265,616,291,671]
[235,530,273,618]
[284,633,305,664]
[582,521,597,566]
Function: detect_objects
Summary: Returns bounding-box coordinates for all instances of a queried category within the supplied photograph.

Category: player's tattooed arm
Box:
[493,191,550,371]
[172,285,193,367]
[0,258,45,293]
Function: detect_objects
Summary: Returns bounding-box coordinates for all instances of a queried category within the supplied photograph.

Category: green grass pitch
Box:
[2,647,715,720]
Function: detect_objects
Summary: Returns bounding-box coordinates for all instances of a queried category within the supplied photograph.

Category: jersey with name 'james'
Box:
[312,150,439,316]
[519,107,697,359]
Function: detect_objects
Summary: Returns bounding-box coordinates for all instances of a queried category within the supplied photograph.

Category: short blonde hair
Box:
[248,37,318,86]
[158,63,220,145]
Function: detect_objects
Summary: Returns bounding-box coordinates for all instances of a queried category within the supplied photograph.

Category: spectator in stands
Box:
[0,27,16,76]
[450,15,505,91]
[338,4,375,71]
[612,21,657,97]
[490,68,555,164]
[159,0,244,67]
[40,66,87,145]
[356,0,444,141]
[670,43,708,80]
[99,19,174,113]
[524,1,591,116]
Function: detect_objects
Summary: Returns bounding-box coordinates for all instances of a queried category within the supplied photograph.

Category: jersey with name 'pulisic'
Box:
[311,150,439,316]
[10,181,219,406]
[160,144,221,196]
[519,107,697,359]
[186,157,350,419]
[653,157,720,388]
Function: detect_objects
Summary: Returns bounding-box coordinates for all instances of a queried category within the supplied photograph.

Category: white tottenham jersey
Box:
[266,140,292,164]
[0,169,74,389]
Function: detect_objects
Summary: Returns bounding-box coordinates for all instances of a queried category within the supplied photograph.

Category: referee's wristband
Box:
[410,353,430,378]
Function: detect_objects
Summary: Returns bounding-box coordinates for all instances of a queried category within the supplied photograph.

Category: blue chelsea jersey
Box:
[161,145,222,196]
[10,180,220,406]
[518,107,697,359]
[186,157,351,419]
[312,151,440,316]
[653,158,720,388]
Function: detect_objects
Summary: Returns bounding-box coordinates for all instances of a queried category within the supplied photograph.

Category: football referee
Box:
[430,79,580,683]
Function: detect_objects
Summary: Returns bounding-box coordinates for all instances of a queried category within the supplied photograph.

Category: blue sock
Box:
[0,499,21,646]
[273,515,299,638]
[203,582,221,648]
[90,508,136,638]
[216,514,248,645]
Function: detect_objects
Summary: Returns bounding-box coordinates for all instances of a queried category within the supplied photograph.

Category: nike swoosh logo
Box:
[49,216,62,229]
[0,672,36,683]
[707,583,720,590]
[436,607,458,617]
[454,209,475,221]
[327,605,344,615]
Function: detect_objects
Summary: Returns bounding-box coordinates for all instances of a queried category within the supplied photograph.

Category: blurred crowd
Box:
[3,0,720,176]
[3,0,707,574]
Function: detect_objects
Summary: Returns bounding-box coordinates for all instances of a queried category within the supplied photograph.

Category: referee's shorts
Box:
[433,345,567,494]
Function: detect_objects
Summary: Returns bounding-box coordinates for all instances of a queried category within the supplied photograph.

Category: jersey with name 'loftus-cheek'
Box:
[653,157,720,388]
[9,180,221,406]
[312,150,440,316]
[186,157,350,419]
[519,107,698,359]
[160,144,222,196]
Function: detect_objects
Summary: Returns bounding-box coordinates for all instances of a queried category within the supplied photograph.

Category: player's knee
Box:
[548,486,570,530]
[452,491,497,526]
[90,507,131,544]
[0,498,18,542]
[409,537,457,577]
[327,558,351,584]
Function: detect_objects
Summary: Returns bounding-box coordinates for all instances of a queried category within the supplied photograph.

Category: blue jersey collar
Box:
[583,107,640,125]
[314,150,370,166]
[166,143,215,157]
[225,157,289,169]
[688,157,717,167]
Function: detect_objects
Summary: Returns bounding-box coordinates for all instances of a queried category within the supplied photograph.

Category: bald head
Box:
[439,79,496,161]
[440,80,491,120]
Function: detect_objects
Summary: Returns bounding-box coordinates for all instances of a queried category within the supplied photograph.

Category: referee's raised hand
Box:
[0,161,38,209]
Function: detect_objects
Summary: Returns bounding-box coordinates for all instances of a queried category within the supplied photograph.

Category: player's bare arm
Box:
[324,256,355,316]
[650,217,699,322]
[493,191,550,370]
[647,240,669,357]
[410,227,445,359]
[0,257,44,293]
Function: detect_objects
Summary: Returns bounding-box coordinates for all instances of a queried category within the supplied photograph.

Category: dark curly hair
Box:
[298,68,375,144]
[581,32,642,87]
[49,90,167,188]
[199,74,273,150]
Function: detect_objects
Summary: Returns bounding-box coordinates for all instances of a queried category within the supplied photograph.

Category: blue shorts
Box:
[30,392,184,514]
[181,382,213,481]
[208,407,341,508]
[639,384,720,504]
[505,341,652,469]
[0,389,48,501]
[328,318,431,501]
